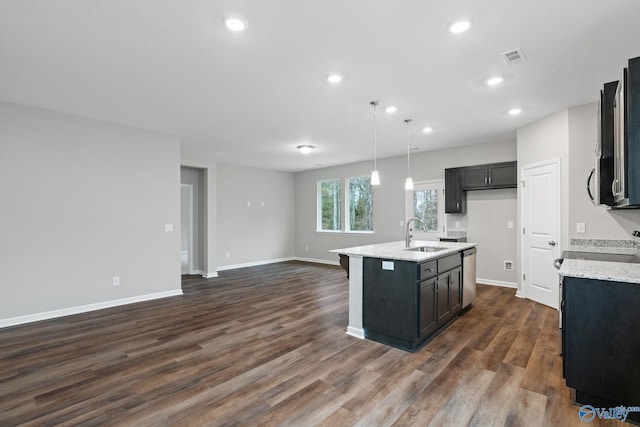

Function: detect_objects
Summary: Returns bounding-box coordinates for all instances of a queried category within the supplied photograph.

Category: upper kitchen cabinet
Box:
[460,161,517,190]
[444,168,463,214]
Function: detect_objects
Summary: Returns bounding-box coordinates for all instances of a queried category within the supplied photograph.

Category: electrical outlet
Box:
[455,221,461,228]
[507,221,514,229]
[113,276,120,286]
[305,246,309,252]
[164,224,173,232]
[576,222,586,234]
[504,261,513,271]
[399,220,404,227]
[226,251,230,259]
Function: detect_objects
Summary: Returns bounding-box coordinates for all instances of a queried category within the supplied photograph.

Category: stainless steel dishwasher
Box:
[462,247,477,308]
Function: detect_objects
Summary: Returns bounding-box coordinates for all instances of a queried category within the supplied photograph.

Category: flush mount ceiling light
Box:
[422,126,433,134]
[224,16,247,32]
[449,20,470,34]
[297,144,316,154]
[508,107,522,116]
[327,74,343,84]
[487,76,504,86]
[370,101,380,186]
[385,105,397,114]
[404,119,414,191]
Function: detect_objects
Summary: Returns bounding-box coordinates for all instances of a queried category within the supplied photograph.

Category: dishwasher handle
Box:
[463,247,477,257]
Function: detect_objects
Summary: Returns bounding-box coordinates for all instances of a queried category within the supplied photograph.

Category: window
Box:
[346,176,373,232]
[405,180,445,238]
[318,179,341,231]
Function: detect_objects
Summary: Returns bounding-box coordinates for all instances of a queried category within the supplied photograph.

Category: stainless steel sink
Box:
[405,246,448,253]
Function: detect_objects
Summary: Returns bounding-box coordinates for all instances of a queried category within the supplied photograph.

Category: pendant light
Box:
[370,101,380,186]
[404,119,414,190]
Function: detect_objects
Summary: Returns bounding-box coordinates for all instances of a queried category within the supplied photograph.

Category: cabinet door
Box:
[461,166,488,189]
[436,274,451,323]
[363,259,417,341]
[488,162,517,188]
[449,267,462,314]
[420,277,437,337]
[445,168,464,213]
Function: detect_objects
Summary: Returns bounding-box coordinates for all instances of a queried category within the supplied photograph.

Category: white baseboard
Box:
[0,289,183,329]
[346,326,365,339]
[203,271,219,278]
[216,257,296,272]
[515,290,525,298]
[294,257,340,266]
[476,278,518,289]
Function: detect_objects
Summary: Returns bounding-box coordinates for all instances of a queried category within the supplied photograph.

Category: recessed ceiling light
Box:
[327,74,342,84]
[297,144,316,154]
[449,20,470,34]
[422,127,433,134]
[385,106,397,113]
[224,16,247,32]
[508,108,522,116]
[487,76,504,86]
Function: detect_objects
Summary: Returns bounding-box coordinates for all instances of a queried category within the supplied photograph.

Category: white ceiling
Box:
[1,0,639,172]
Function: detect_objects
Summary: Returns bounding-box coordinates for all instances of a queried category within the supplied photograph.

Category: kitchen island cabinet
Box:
[363,252,463,352]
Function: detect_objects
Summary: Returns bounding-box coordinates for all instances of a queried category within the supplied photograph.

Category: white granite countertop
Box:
[559,246,640,284]
[330,240,477,262]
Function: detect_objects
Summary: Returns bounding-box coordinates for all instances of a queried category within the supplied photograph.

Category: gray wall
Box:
[294,139,518,285]
[516,103,640,293]
[568,103,640,238]
[217,162,295,269]
[0,102,181,322]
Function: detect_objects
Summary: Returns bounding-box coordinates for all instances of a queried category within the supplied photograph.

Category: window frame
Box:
[405,179,446,240]
[345,175,375,234]
[316,178,342,233]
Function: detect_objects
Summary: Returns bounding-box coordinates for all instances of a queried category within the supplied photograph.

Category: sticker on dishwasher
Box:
[382,261,395,271]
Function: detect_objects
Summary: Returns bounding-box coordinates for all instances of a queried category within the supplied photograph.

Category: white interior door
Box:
[521,160,561,309]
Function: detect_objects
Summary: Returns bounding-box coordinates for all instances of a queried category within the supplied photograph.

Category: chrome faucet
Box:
[405,217,426,248]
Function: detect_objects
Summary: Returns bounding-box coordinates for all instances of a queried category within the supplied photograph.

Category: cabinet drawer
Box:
[438,253,461,272]
[419,260,437,279]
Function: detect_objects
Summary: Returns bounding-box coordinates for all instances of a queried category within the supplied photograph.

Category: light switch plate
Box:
[164,224,173,232]
[576,222,586,234]
[507,221,514,229]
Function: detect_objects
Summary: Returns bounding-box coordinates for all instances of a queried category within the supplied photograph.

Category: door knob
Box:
[548,240,556,246]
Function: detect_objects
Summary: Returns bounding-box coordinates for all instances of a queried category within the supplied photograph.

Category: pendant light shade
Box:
[371,169,380,186]
[404,119,413,190]
[370,101,380,186]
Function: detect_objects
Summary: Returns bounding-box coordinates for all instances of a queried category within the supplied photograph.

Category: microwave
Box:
[592,56,640,208]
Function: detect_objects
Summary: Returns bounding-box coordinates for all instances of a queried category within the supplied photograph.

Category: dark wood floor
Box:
[0,261,625,426]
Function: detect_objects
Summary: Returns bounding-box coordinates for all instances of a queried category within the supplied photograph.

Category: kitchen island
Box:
[330,240,477,351]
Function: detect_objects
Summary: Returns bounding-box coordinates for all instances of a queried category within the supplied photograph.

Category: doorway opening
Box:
[180,166,206,278]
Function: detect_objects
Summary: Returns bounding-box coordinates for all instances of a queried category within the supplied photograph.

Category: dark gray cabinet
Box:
[444,168,463,213]
[445,161,517,214]
[460,162,517,190]
[363,253,462,352]
[563,276,640,424]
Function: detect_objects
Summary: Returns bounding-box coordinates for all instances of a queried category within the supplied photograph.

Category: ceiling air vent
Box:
[501,48,526,66]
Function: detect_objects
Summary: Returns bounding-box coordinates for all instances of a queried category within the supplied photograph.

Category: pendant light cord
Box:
[405,118,412,176]
[370,101,378,171]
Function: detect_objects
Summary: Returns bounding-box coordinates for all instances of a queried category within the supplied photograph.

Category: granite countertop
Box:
[330,240,477,262]
[559,245,640,284]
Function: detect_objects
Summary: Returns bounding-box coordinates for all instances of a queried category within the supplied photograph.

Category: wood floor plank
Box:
[0,262,626,426]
